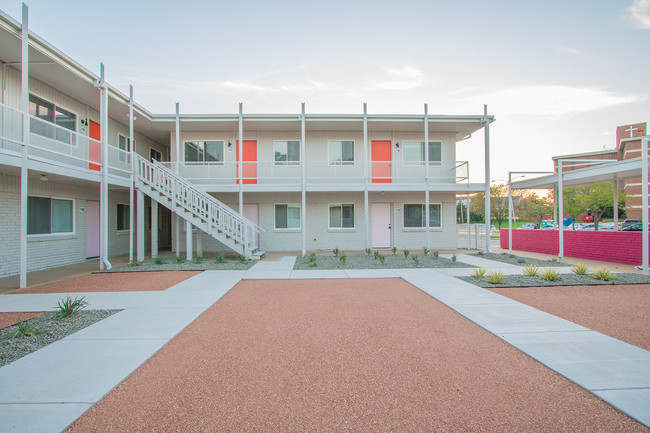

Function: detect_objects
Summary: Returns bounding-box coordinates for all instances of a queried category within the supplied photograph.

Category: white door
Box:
[85,201,100,258]
[371,203,391,248]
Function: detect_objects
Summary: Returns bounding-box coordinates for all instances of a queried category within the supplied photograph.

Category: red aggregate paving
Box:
[489,284,650,351]
[12,271,201,294]
[67,279,647,432]
[0,312,44,329]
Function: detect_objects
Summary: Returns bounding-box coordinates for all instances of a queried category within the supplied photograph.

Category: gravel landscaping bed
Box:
[459,272,650,288]
[103,257,255,272]
[471,252,571,267]
[294,254,473,270]
[1,310,119,367]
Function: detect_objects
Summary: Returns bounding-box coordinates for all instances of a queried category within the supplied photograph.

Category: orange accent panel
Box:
[371,140,391,183]
[88,120,101,171]
[236,140,257,184]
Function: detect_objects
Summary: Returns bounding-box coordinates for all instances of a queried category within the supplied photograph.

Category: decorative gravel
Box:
[460,272,650,288]
[1,310,119,367]
[103,257,255,272]
[294,254,473,270]
[472,252,571,267]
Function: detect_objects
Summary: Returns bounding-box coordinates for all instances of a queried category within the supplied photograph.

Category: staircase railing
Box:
[134,154,263,253]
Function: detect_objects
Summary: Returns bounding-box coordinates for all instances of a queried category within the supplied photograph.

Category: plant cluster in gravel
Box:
[459,272,650,288]
[0,310,119,367]
[472,252,571,267]
[294,254,474,270]
[104,256,255,272]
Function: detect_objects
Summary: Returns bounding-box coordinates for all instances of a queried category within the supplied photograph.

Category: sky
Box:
[4,0,650,183]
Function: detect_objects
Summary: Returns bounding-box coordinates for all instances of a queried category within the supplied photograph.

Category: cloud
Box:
[469,85,637,118]
[366,66,424,91]
[626,0,650,28]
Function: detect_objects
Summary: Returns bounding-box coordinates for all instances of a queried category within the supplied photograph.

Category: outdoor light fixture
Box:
[80,119,88,126]
[39,174,48,182]
[395,142,400,148]
[228,141,232,147]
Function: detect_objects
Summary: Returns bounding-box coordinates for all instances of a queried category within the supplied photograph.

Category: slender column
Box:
[174,103,180,256]
[151,201,158,258]
[466,195,471,249]
[363,103,369,251]
[19,4,29,288]
[613,179,619,228]
[186,221,193,261]
[129,85,134,262]
[484,105,492,252]
[558,161,564,262]
[99,63,111,269]
[238,102,243,215]
[300,103,306,256]
[642,138,648,275]
[553,187,558,226]
[196,230,202,257]
[508,173,513,254]
[136,190,145,261]
[424,104,430,250]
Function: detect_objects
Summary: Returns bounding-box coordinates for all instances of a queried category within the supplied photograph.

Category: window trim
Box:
[150,147,163,162]
[28,93,79,147]
[273,140,301,165]
[274,203,301,231]
[402,203,443,231]
[402,141,443,166]
[116,203,130,232]
[328,203,355,230]
[27,195,76,237]
[117,133,136,163]
[327,140,356,166]
[183,140,225,165]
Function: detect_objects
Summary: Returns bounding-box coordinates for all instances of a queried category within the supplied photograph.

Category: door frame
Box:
[371,202,392,248]
[85,200,100,258]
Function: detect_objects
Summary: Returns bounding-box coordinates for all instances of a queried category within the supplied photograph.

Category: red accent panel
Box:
[236,140,257,184]
[500,229,648,265]
[88,120,101,171]
[371,140,391,183]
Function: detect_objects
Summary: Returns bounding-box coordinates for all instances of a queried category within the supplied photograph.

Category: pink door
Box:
[371,140,392,183]
[371,203,391,248]
[85,200,100,258]
[243,203,259,250]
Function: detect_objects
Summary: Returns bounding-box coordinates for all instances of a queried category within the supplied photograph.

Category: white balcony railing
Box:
[160,160,469,186]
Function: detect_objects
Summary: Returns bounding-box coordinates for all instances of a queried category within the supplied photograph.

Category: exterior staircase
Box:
[134,154,264,259]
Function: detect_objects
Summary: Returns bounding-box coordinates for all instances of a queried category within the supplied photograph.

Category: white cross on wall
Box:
[626,125,638,137]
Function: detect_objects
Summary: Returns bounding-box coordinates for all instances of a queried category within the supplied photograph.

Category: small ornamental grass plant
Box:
[154,257,165,265]
[592,267,615,281]
[403,250,410,257]
[485,271,506,285]
[192,255,204,264]
[339,255,347,266]
[451,255,457,263]
[540,268,562,282]
[238,255,247,264]
[175,255,184,264]
[365,248,371,255]
[472,268,486,278]
[378,254,386,265]
[374,251,380,260]
[333,248,340,257]
[215,253,226,264]
[423,247,430,255]
[54,296,88,319]
[412,255,419,265]
[4,317,41,340]
[392,246,397,255]
[433,251,440,259]
[522,264,540,277]
[308,253,318,268]
[571,263,590,275]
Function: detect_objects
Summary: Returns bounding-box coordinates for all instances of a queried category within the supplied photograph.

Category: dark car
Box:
[622,219,641,229]
[621,223,649,231]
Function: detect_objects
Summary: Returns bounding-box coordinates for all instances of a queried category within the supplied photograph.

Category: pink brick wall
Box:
[499,229,648,265]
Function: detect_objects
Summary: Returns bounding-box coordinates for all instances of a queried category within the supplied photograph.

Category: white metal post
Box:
[19,3,28,288]
[642,138,648,275]
[466,195,470,249]
[508,173,513,254]
[196,228,202,257]
[185,221,193,261]
[129,85,134,262]
[151,201,158,258]
[238,102,243,215]
[301,102,306,256]
[174,102,180,257]
[99,63,111,270]
[613,179,619,229]
[424,104,430,251]
[136,190,144,261]
[363,103,369,251]
[558,161,564,262]
[484,105,492,252]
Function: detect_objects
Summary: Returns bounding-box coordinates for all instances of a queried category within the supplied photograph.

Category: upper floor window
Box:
[328,140,354,165]
[274,140,300,165]
[184,141,224,163]
[118,134,135,163]
[404,203,441,229]
[150,148,162,162]
[27,196,74,235]
[29,94,76,145]
[403,141,442,165]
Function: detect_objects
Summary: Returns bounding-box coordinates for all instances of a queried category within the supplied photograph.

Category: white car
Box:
[599,222,616,231]
[577,223,595,231]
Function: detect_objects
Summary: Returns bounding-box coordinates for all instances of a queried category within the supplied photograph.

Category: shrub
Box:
[412,255,419,265]
[571,263,589,275]
[309,261,317,267]
[339,255,347,266]
[451,255,457,263]
[154,257,165,265]
[540,268,561,282]
[423,247,430,255]
[238,255,247,264]
[517,258,526,264]
[215,253,226,264]
[472,268,486,278]
[477,251,484,255]
[392,246,397,255]
[433,251,439,259]
[403,250,410,257]
[592,268,615,281]
[128,260,140,267]
[333,248,340,257]
[378,254,386,265]
[365,248,371,255]
[522,264,540,277]
[175,255,184,264]
[192,255,204,264]
[6,317,40,339]
[308,253,317,262]
[485,271,506,284]
[374,251,380,260]
[54,296,88,319]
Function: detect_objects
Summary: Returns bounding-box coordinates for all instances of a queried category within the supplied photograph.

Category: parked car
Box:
[519,223,538,230]
[541,220,555,229]
[577,223,595,231]
[622,219,641,229]
[621,223,650,231]
[599,222,616,231]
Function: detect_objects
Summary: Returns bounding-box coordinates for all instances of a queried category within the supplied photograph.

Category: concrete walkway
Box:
[0,258,648,432]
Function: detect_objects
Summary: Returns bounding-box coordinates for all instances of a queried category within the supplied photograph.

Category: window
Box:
[184,141,224,163]
[403,204,442,228]
[275,204,301,229]
[150,148,162,162]
[27,196,74,235]
[328,140,354,165]
[29,94,76,144]
[403,141,442,164]
[329,204,354,228]
[117,204,129,231]
[274,140,300,164]
[118,134,135,163]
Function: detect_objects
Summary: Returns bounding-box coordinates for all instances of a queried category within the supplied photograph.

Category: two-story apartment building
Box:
[0,6,493,287]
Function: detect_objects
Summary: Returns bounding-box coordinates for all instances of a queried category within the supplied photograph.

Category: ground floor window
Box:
[404,203,441,228]
[275,204,300,229]
[329,204,354,228]
[27,196,74,235]
[117,204,129,231]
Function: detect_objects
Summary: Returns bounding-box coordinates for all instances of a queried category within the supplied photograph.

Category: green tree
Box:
[520,192,553,228]
[469,184,510,228]
[574,182,625,230]
[563,186,587,230]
